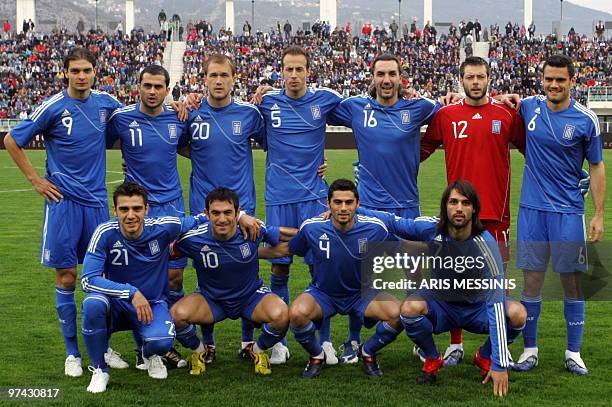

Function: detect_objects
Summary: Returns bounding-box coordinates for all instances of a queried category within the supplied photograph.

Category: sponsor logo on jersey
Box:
[232,121,242,135]
[99,110,107,124]
[149,240,160,255]
[240,243,251,258]
[201,245,211,252]
[311,105,321,120]
[563,124,576,140]
[168,123,177,139]
[194,115,203,122]
[113,240,124,248]
[61,109,71,117]
[492,120,501,134]
[319,233,329,240]
[358,238,368,254]
[271,103,280,110]
[401,110,411,124]
[129,120,139,127]
[472,113,482,120]
[364,103,372,110]
[534,107,540,114]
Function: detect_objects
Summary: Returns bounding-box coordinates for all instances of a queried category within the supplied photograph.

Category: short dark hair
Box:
[203,54,236,76]
[459,56,490,78]
[206,187,240,212]
[437,180,484,236]
[139,65,170,87]
[542,54,575,78]
[113,181,148,207]
[63,47,96,70]
[328,178,359,202]
[281,46,310,69]
[368,54,405,99]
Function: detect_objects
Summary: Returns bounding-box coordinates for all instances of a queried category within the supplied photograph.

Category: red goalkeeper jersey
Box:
[421,98,526,222]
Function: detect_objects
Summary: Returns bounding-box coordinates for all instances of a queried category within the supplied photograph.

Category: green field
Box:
[0,150,610,406]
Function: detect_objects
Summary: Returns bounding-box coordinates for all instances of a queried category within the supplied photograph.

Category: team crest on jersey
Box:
[358,238,368,254]
[129,120,139,127]
[311,105,321,120]
[232,121,242,135]
[168,123,177,139]
[99,110,107,124]
[240,243,251,258]
[563,124,576,140]
[400,110,410,124]
[492,120,501,134]
[149,240,160,255]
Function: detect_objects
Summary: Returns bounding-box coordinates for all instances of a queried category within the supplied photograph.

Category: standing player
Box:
[361,180,526,397]
[327,54,442,361]
[259,179,403,378]
[80,182,208,393]
[106,64,191,368]
[420,56,526,365]
[512,55,605,375]
[258,46,344,364]
[3,47,125,376]
[168,188,295,376]
[181,54,265,360]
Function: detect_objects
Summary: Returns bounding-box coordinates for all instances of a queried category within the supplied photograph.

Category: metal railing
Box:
[0,119,20,131]
[588,86,612,102]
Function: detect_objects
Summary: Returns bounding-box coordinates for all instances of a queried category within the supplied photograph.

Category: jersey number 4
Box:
[319,240,330,259]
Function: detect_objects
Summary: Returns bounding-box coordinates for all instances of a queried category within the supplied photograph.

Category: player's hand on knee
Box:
[32,176,63,203]
[483,369,508,397]
[132,291,153,324]
[317,156,328,179]
[238,213,262,241]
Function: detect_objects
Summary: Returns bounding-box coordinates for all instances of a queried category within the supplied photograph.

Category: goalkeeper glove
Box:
[352,161,360,185]
[579,168,590,198]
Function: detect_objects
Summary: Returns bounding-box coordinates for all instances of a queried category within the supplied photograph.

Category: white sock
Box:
[253,343,263,354]
[194,342,205,353]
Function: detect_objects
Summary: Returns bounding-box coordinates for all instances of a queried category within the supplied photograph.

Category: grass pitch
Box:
[0,150,610,406]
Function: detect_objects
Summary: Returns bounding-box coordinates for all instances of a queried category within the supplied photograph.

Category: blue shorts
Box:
[517,206,587,273]
[41,199,109,268]
[198,285,272,322]
[83,293,175,342]
[424,299,489,335]
[149,197,187,269]
[304,285,379,329]
[361,205,421,219]
[265,199,327,265]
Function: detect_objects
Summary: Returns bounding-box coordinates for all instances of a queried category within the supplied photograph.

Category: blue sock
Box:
[363,321,401,355]
[400,314,439,358]
[200,324,215,346]
[521,294,542,348]
[564,298,585,352]
[176,324,201,350]
[291,321,322,357]
[480,322,524,359]
[56,287,80,357]
[270,274,290,346]
[348,313,362,343]
[167,289,184,308]
[257,323,286,351]
[319,317,331,343]
[241,318,255,342]
[81,296,109,372]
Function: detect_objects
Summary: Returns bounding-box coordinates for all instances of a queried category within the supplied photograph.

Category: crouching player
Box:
[80,182,208,393]
[169,188,295,375]
[259,179,403,378]
[360,180,526,397]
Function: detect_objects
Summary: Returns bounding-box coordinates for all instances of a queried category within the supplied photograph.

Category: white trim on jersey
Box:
[298,217,330,231]
[40,204,50,264]
[494,301,509,367]
[144,216,182,226]
[81,277,131,299]
[339,94,368,105]
[30,92,65,122]
[177,224,209,242]
[91,89,122,104]
[262,90,282,98]
[355,215,389,232]
[574,102,601,136]
[489,100,514,119]
[108,104,137,121]
[473,235,502,277]
[414,215,439,223]
[87,221,120,253]
[313,86,343,98]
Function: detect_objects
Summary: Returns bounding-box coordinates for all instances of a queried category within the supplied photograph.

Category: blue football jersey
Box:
[81,215,206,302]
[107,103,188,205]
[519,96,602,213]
[185,98,265,214]
[175,223,280,301]
[329,95,441,209]
[10,90,123,207]
[288,215,396,297]
[259,88,342,205]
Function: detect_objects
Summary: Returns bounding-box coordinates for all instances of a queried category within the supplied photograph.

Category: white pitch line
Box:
[0,179,124,192]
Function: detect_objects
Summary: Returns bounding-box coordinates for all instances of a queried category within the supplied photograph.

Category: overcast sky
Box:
[569,0,612,14]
